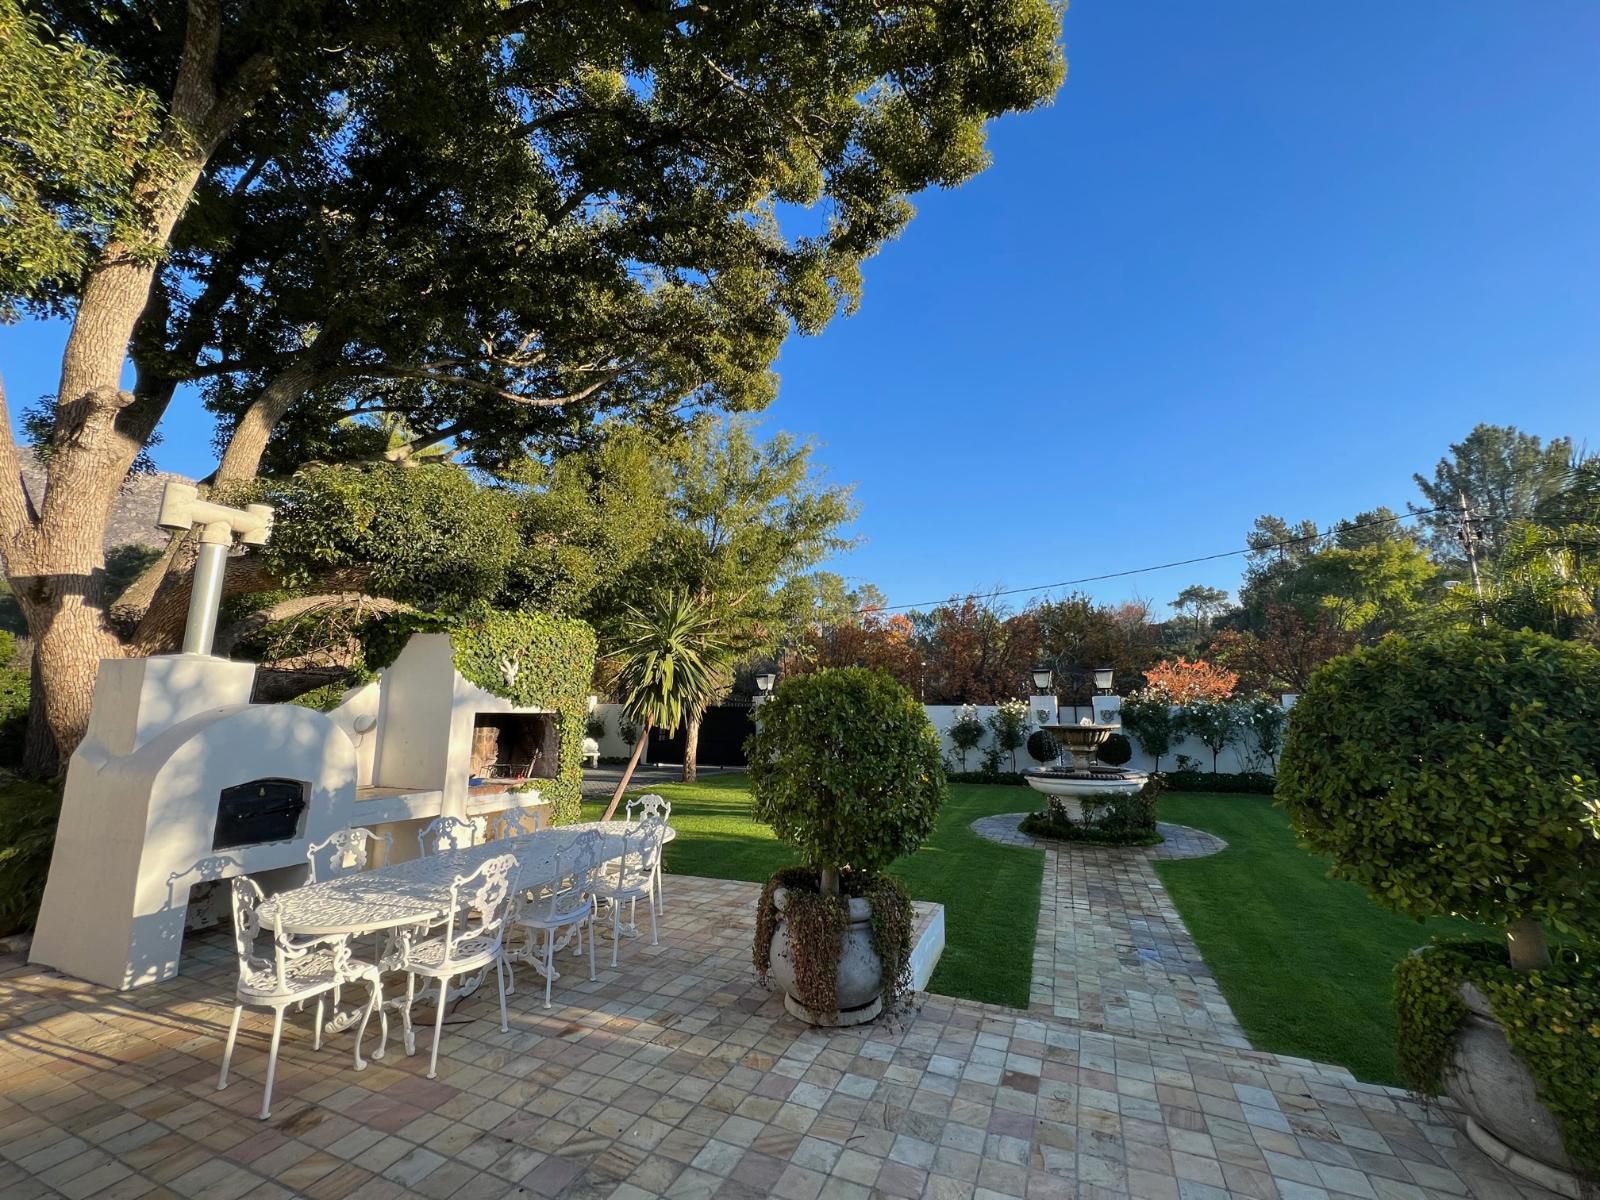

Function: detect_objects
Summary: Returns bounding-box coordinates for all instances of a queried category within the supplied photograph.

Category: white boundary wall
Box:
[590,698,1284,775]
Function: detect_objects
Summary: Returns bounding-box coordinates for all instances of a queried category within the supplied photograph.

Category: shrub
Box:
[0,779,62,936]
[1278,626,1600,969]
[585,713,607,741]
[1175,698,1241,773]
[1240,694,1287,772]
[1025,729,1060,765]
[749,668,945,1016]
[946,769,1027,785]
[1143,657,1237,702]
[1163,769,1274,794]
[946,704,985,770]
[986,699,1031,772]
[1120,689,1177,769]
[1097,731,1132,767]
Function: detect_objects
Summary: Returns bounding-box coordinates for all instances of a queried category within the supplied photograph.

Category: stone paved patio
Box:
[0,862,1562,1198]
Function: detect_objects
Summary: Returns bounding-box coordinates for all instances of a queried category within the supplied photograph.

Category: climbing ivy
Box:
[292,607,596,825]
[1394,940,1600,1179]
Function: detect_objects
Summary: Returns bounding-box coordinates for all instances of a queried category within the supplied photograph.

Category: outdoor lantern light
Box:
[756,671,776,694]
[1031,665,1053,692]
[1094,666,1115,693]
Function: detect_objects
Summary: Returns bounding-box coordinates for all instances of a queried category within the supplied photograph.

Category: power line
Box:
[866,503,1456,615]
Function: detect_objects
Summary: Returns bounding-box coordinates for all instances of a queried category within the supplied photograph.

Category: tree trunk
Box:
[820,866,840,898]
[22,650,58,778]
[681,712,701,783]
[602,725,650,821]
[1505,916,1552,971]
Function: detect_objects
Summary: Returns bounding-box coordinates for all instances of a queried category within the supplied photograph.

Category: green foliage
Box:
[448,610,597,826]
[1020,776,1164,846]
[0,779,62,934]
[946,769,1027,786]
[1176,698,1242,772]
[1394,941,1599,1176]
[1240,695,1288,770]
[946,705,986,770]
[1120,690,1178,769]
[1098,731,1133,767]
[0,0,165,317]
[0,640,27,767]
[1163,769,1276,794]
[986,699,1031,772]
[240,466,521,611]
[612,592,730,736]
[1414,424,1575,561]
[584,714,607,742]
[1278,626,1600,940]
[1025,728,1060,765]
[748,668,946,879]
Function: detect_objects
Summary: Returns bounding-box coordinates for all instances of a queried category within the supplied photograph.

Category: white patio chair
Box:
[504,830,603,1008]
[488,804,545,841]
[306,828,392,882]
[593,815,665,966]
[394,853,520,1079]
[624,793,672,913]
[418,814,477,857]
[217,877,384,1120]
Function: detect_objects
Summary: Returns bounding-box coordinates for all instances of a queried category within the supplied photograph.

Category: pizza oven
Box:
[212,778,310,850]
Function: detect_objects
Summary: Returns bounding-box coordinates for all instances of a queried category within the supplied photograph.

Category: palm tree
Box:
[601,593,730,820]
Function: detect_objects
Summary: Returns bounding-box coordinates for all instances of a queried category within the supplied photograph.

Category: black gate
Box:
[647,702,757,767]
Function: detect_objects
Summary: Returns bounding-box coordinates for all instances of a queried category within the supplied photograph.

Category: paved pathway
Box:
[0,825,1562,1198]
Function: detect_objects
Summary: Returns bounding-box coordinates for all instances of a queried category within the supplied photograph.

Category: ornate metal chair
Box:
[394,853,520,1078]
[624,793,672,913]
[417,814,478,857]
[504,830,603,1008]
[305,828,392,881]
[593,815,665,966]
[217,877,384,1120]
[488,804,545,841]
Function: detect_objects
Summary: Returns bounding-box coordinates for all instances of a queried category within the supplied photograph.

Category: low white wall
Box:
[590,702,640,759]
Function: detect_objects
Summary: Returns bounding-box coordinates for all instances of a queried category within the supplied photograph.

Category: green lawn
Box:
[584,774,1043,1007]
[1153,791,1478,1085]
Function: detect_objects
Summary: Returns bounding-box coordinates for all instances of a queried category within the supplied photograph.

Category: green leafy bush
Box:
[986,699,1031,771]
[1163,769,1275,794]
[0,779,62,935]
[1175,698,1241,772]
[1025,728,1060,765]
[749,669,946,881]
[1097,731,1133,767]
[946,704,985,771]
[1394,941,1600,1176]
[1278,626,1600,965]
[946,769,1027,785]
[1120,690,1178,769]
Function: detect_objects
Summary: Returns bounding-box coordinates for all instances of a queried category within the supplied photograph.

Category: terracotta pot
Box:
[767,888,883,1027]
[1445,982,1581,1199]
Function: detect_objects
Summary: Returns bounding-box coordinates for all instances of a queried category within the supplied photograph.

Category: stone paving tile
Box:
[0,872,1559,1199]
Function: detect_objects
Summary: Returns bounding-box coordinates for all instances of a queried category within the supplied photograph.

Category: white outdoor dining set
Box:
[217,794,675,1119]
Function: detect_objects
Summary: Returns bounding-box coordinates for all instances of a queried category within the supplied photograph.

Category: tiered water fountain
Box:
[1023,673,1147,822]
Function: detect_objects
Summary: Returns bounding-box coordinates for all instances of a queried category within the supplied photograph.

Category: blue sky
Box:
[4,2,1598,615]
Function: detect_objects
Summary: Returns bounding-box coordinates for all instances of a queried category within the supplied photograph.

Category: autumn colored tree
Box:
[916,596,1041,703]
[1032,593,1161,702]
[1208,605,1357,694]
[786,608,922,694]
[1142,657,1238,703]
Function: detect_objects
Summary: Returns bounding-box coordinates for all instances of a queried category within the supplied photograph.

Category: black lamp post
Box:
[1093,666,1114,695]
[1031,665,1054,693]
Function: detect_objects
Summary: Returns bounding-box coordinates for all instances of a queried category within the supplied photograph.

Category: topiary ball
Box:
[1277,625,1600,939]
[747,668,946,875]
[1025,729,1060,764]
[1097,732,1133,767]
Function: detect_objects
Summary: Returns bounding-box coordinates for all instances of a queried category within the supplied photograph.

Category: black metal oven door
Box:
[212,778,309,850]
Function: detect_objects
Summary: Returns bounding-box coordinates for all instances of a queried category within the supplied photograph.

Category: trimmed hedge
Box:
[946,770,1027,786]
[1163,769,1275,794]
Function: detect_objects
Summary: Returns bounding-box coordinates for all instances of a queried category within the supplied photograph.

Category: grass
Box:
[584,774,1043,1007]
[1153,791,1479,1085]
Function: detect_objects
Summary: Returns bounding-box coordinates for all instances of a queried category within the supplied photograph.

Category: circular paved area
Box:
[970,811,1228,859]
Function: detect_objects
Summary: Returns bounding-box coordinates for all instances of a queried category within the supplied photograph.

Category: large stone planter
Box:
[766,888,883,1027]
[1446,982,1582,1199]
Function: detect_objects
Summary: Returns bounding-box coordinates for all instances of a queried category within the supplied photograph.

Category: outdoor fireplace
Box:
[212,778,309,850]
[470,712,558,781]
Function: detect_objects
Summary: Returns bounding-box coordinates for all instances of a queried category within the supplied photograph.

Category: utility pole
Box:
[1456,490,1488,626]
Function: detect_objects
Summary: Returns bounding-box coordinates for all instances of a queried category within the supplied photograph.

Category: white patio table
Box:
[255,819,674,1045]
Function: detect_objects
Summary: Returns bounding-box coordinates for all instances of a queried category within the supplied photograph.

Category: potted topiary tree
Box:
[1278,626,1599,1197]
[748,668,947,1026]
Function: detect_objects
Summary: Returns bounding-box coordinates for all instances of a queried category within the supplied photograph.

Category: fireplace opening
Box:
[470,713,559,781]
[213,778,309,850]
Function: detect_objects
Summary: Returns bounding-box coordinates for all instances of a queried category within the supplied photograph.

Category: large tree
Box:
[0,0,1065,773]
[601,417,855,780]
[1412,424,1573,563]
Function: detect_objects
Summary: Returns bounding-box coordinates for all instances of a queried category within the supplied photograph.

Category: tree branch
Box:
[0,380,39,559]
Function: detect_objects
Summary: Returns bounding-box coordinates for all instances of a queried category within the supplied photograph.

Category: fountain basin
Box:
[1023,769,1147,822]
